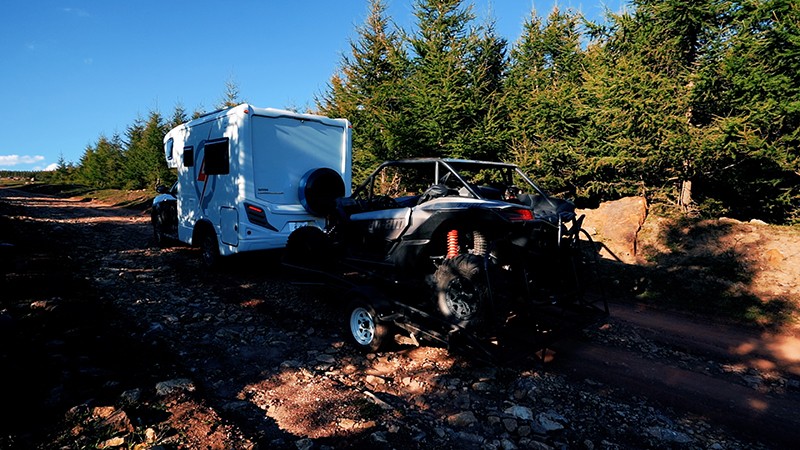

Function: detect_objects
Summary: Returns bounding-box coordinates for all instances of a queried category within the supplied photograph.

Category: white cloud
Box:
[0,154,46,167]
[62,7,90,17]
[43,163,59,171]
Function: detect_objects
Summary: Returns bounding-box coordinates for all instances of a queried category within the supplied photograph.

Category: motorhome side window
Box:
[204,138,229,175]
[165,138,174,162]
[183,146,194,167]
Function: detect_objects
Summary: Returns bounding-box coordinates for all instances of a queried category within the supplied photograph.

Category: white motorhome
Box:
[155,104,351,266]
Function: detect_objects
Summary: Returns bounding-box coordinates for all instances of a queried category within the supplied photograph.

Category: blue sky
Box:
[0,1,623,172]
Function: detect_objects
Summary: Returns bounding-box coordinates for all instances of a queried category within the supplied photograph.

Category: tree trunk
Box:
[679,178,693,211]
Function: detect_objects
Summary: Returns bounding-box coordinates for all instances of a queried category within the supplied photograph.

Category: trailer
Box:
[154,104,351,267]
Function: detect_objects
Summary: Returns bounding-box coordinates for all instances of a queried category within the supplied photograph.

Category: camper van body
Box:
[162,104,351,260]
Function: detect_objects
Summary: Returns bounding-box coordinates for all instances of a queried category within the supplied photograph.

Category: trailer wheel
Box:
[299,168,345,217]
[348,299,388,352]
[434,254,488,328]
[199,229,220,269]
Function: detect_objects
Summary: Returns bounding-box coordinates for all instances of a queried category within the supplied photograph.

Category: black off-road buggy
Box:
[285,158,607,359]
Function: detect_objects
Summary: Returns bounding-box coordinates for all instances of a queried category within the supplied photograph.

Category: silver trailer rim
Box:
[350,307,376,346]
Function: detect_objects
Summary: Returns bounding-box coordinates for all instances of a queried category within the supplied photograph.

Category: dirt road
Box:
[1,187,799,449]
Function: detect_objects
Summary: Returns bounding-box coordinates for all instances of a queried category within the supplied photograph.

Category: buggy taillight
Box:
[502,208,534,222]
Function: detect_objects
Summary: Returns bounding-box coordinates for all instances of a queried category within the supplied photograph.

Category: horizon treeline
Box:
[9,0,799,224]
[18,82,245,191]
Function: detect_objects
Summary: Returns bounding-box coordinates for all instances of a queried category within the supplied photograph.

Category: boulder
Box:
[578,197,648,264]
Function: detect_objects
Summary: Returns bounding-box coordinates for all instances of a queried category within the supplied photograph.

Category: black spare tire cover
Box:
[299,168,345,216]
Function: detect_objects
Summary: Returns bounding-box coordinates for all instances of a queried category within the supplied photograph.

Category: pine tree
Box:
[53,152,74,184]
[76,135,123,188]
[169,103,188,129]
[217,77,245,109]
[317,0,408,179]
[77,143,100,186]
[98,134,125,188]
[310,0,797,222]
[404,0,507,160]
[693,0,800,222]
[576,0,722,207]
[504,8,587,196]
[460,18,508,161]
[123,111,172,189]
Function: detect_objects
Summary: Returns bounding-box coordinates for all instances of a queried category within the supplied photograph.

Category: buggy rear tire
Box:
[347,299,389,352]
[434,254,489,329]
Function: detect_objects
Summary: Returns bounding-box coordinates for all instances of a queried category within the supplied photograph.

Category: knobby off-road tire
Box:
[434,254,489,329]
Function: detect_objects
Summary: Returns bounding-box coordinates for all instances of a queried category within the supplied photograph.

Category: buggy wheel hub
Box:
[445,278,477,319]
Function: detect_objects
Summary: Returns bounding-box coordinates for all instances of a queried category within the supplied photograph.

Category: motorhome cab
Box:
[155,104,351,266]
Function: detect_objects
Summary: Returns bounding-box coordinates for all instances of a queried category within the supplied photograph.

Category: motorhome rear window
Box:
[183,146,194,167]
[204,138,229,175]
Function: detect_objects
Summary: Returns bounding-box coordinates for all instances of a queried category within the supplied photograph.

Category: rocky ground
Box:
[1,187,799,449]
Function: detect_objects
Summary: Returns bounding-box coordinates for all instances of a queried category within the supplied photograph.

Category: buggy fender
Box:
[391,208,512,271]
[403,207,511,243]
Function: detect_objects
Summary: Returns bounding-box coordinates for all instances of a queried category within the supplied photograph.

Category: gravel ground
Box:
[1,187,797,449]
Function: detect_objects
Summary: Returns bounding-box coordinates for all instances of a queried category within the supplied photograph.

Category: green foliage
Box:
[216,77,246,110]
[317,0,507,180]
[121,111,174,190]
[313,0,798,223]
[692,0,800,223]
[504,8,588,197]
[51,152,77,184]
[404,0,507,160]
[76,134,125,188]
[316,0,410,181]
[67,105,182,191]
[57,84,227,192]
[39,1,798,224]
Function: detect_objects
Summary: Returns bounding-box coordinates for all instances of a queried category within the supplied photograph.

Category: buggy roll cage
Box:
[352,158,558,207]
